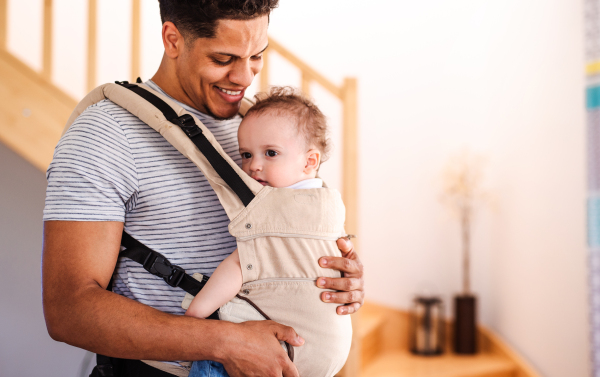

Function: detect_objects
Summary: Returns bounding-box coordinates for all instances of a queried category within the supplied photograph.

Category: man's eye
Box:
[251,55,263,61]
[213,58,233,66]
[266,150,278,157]
[241,152,252,159]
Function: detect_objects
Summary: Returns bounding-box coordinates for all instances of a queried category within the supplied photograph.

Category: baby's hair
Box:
[246,86,332,162]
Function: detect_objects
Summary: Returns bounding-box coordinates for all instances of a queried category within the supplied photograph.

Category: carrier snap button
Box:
[246,264,253,270]
[245,223,252,229]
[243,289,250,295]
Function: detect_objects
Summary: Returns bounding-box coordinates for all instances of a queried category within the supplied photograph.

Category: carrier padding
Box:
[228,185,346,284]
[220,281,352,377]
[62,83,263,220]
[224,180,351,376]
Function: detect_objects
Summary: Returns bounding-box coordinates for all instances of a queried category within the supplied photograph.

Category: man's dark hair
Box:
[158,0,278,40]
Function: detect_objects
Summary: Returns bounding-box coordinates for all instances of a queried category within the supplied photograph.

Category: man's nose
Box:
[229,59,256,88]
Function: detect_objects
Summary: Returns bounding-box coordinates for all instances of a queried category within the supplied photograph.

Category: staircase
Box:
[0,49,74,171]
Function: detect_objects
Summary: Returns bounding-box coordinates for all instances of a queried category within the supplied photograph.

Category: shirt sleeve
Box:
[43,102,139,222]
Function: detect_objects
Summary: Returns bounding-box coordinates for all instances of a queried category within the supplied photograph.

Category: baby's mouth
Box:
[253,178,268,186]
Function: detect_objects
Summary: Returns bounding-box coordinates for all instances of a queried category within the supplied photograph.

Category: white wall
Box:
[268,1,589,376]
[4,1,590,376]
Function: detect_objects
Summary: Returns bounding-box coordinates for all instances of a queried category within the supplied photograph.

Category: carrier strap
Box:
[120,231,209,296]
[115,81,255,207]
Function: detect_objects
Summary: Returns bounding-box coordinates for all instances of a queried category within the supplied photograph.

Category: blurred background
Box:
[0,0,589,376]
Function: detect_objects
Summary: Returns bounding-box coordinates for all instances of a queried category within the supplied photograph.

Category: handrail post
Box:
[339,76,360,377]
[341,77,358,237]
[42,0,53,81]
[87,0,97,91]
[301,72,311,97]
[131,0,141,81]
[259,50,270,92]
[0,0,7,50]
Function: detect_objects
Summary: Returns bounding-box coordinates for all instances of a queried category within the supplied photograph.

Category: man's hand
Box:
[317,238,364,315]
[219,320,303,377]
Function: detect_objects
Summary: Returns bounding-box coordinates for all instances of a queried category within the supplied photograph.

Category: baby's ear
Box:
[304,149,321,174]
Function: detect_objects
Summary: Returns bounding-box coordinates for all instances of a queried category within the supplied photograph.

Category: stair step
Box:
[362,350,517,377]
[358,308,386,339]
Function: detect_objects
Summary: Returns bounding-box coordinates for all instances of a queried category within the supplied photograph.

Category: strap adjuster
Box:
[172,114,202,138]
[142,253,185,288]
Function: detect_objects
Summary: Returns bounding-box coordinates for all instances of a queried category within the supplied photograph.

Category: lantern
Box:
[409,296,445,355]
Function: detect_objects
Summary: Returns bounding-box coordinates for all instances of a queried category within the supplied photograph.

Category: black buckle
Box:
[142,253,185,288]
[172,114,202,138]
[164,265,185,288]
[114,80,138,89]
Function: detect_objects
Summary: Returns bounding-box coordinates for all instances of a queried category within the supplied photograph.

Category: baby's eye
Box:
[266,150,278,157]
[241,152,252,159]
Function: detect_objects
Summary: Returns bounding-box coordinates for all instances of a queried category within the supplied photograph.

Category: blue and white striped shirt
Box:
[44,81,242,315]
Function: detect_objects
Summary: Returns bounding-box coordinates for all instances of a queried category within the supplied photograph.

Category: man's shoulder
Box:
[64,99,150,145]
[75,99,143,127]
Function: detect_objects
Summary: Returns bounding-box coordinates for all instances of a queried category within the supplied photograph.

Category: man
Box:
[41,1,364,376]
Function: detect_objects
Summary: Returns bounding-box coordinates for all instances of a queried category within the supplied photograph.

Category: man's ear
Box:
[162,22,184,59]
[304,149,321,174]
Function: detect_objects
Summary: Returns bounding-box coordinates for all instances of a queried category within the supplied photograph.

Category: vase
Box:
[454,294,477,354]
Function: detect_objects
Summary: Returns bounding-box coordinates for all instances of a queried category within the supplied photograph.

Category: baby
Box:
[185,86,332,376]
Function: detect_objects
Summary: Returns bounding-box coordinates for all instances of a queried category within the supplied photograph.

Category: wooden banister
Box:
[268,37,342,99]
[131,0,141,81]
[87,0,97,92]
[301,72,311,97]
[341,77,358,236]
[260,47,270,92]
[42,0,53,81]
[0,0,7,50]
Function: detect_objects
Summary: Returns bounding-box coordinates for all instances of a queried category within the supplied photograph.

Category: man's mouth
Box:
[218,87,242,95]
[214,86,245,103]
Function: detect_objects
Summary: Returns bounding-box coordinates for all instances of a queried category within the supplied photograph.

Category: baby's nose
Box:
[250,160,262,171]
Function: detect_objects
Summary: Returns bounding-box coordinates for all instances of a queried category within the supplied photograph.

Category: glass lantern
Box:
[409,296,445,356]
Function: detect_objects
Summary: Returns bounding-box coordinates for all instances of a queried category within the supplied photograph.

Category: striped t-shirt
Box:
[44,80,242,315]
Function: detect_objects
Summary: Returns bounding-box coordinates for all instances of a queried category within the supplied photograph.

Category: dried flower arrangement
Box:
[440,149,488,295]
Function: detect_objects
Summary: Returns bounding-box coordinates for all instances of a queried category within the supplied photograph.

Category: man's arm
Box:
[317,238,365,315]
[42,221,302,377]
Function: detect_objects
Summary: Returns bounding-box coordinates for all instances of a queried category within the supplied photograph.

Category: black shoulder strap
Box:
[115,81,255,207]
[119,231,209,296]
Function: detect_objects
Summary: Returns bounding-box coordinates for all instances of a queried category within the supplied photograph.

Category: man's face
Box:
[177,16,269,119]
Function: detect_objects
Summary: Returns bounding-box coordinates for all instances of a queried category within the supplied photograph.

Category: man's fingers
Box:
[320,289,365,305]
[272,323,304,347]
[336,237,354,256]
[281,356,300,377]
[317,276,363,292]
[319,256,363,276]
[336,302,362,315]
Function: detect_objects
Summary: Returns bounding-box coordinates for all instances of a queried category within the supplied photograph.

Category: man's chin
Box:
[206,102,242,120]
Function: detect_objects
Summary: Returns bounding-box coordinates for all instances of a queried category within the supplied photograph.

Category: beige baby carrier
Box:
[64,81,352,377]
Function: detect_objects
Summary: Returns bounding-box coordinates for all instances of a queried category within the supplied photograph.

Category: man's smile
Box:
[214,85,245,103]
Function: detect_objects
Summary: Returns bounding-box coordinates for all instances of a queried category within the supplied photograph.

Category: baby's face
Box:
[238,111,315,187]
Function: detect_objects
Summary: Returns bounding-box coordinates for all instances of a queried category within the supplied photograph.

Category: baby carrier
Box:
[64,82,353,377]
